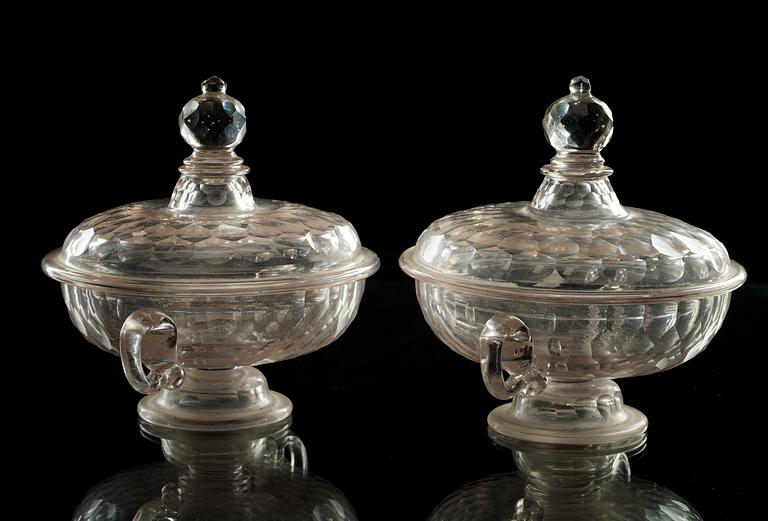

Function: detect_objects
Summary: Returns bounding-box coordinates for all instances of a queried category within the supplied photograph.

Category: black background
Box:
[13,30,767,520]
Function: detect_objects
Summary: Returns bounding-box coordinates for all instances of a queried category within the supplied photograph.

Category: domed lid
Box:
[44,77,378,294]
[401,77,744,302]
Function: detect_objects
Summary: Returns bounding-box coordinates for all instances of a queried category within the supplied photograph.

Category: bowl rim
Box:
[399,246,746,304]
[43,247,379,296]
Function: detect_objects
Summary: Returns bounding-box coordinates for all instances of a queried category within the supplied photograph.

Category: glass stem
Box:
[169,150,255,211]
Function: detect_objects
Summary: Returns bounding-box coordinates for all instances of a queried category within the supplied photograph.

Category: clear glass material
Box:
[403,77,740,295]
[57,198,368,280]
[407,202,735,291]
[45,77,376,291]
[42,77,378,435]
[417,284,730,376]
[60,277,365,367]
[400,77,745,451]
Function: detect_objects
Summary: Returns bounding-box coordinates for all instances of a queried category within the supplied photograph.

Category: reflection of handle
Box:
[280,433,308,477]
[263,430,309,476]
[612,452,631,482]
[480,314,546,400]
[513,497,543,521]
[120,308,185,394]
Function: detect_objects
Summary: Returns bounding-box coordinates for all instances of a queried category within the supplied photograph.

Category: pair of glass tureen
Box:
[43,77,744,454]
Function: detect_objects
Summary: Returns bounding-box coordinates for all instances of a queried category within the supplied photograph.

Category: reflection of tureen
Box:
[43,77,378,437]
[74,418,357,520]
[401,77,745,452]
[429,446,702,520]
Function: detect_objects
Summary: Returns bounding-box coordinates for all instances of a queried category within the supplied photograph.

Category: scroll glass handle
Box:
[120,308,185,394]
[480,314,546,400]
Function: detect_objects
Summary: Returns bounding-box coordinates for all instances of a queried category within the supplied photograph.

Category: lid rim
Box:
[43,248,379,296]
[400,247,746,304]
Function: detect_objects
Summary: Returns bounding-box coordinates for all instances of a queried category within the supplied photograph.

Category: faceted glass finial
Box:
[179,77,246,149]
[543,76,613,151]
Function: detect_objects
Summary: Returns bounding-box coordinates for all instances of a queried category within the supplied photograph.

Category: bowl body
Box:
[415,280,730,379]
[62,280,365,369]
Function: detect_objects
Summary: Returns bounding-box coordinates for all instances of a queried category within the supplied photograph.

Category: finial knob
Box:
[201,76,227,93]
[569,76,591,94]
[543,76,613,151]
[179,76,246,150]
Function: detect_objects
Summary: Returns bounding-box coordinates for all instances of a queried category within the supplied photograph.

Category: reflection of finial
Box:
[569,76,591,94]
[543,76,613,151]
[201,76,227,93]
[179,77,246,150]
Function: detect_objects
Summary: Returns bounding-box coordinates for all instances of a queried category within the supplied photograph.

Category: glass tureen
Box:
[401,77,745,453]
[43,77,378,438]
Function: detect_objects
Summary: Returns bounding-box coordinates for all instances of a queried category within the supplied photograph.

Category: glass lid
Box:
[44,77,378,294]
[401,77,745,302]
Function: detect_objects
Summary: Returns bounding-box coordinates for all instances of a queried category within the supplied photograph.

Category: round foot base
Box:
[137,367,292,440]
[488,403,647,455]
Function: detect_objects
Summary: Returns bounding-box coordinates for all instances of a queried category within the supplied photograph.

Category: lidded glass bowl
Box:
[43,77,378,435]
[401,77,745,452]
